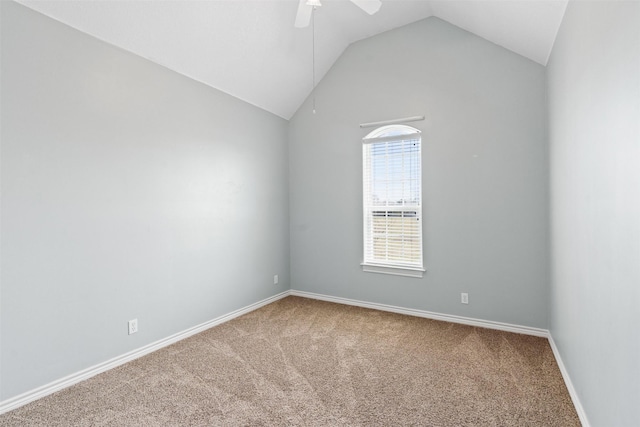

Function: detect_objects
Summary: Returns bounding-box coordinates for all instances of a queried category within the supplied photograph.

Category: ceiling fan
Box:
[294,0,382,28]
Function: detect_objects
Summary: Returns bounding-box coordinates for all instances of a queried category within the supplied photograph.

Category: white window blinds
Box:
[363,125,423,275]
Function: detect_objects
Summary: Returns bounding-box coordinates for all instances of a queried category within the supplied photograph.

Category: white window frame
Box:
[361,125,425,278]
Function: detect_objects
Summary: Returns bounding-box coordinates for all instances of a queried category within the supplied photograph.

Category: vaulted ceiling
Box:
[16,0,568,119]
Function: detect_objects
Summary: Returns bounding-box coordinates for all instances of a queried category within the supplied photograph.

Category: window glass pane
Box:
[363,125,423,269]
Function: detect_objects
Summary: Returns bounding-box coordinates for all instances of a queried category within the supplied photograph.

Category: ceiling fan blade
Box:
[294,0,312,28]
[350,0,382,15]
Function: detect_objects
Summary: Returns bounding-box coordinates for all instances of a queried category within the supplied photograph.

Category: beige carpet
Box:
[0,296,580,426]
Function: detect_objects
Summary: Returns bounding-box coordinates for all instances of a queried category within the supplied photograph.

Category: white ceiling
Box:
[16,0,568,119]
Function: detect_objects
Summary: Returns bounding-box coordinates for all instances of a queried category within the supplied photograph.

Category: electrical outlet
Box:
[461,293,469,304]
[273,274,279,285]
[128,319,138,335]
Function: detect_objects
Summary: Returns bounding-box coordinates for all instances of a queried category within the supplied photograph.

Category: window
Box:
[362,125,424,278]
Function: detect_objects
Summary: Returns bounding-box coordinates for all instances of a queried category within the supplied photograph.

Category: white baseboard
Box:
[0,290,291,415]
[290,289,549,337]
[291,290,589,426]
[548,335,590,427]
[2,288,589,427]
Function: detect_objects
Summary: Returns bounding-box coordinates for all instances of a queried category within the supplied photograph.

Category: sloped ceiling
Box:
[15,0,568,119]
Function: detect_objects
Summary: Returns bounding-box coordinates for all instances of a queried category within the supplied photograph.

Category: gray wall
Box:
[289,18,549,328]
[1,1,289,400]
[547,1,640,425]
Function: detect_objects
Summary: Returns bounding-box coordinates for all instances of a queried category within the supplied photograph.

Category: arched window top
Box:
[363,124,421,143]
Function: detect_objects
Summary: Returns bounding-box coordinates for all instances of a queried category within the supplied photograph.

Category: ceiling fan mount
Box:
[294,0,382,28]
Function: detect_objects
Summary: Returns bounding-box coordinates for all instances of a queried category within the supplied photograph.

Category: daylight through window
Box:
[362,125,424,277]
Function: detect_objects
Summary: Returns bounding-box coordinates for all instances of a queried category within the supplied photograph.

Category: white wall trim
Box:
[291,290,590,425]
[548,335,591,427]
[0,290,291,415]
[2,289,589,427]
[291,289,549,337]
[361,262,425,278]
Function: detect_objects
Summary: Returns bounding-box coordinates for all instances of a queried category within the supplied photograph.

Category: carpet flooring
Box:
[0,296,580,426]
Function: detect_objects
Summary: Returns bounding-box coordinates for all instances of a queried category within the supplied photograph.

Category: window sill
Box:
[361,263,425,278]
